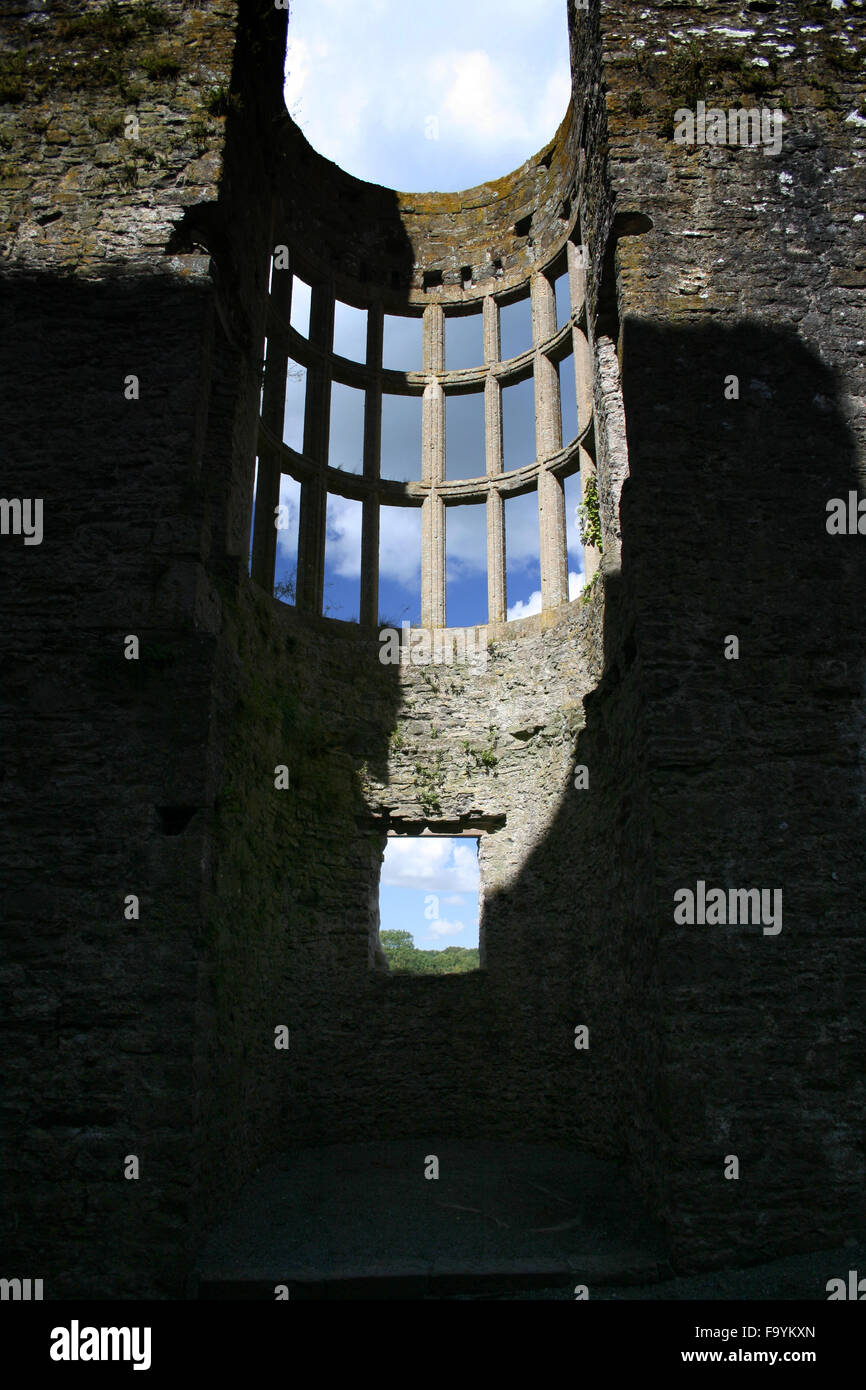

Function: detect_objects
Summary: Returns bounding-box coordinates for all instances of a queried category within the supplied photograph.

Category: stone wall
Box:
[573,0,866,1266]
[0,0,287,1297]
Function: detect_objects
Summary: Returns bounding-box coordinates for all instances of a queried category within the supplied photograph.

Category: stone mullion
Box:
[567,237,587,325]
[532,274,567,610]
[296,283,333,614]
[361,303,383,627]
[251,257,292,591]
[484,296,505,624]
[486,490,506,624]
[421,305,445,628]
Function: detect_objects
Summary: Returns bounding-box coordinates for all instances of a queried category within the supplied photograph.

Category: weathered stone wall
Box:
[0,0,287,1296]
[206,586,637,1151]
[572,0,866,1266]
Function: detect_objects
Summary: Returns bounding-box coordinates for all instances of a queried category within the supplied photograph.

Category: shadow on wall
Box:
[251,303,865,1276]
[575,316,864,1271]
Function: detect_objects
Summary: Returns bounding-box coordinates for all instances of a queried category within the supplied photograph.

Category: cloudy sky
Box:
[283,0,572,193]
[379,837,480,950]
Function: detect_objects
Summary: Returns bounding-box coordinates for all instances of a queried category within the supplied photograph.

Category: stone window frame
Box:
[252,225,600,627]
[371,818,504,975]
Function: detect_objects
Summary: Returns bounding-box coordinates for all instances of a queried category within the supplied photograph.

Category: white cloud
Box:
[507,588,542,621]
[379,507,422,587]
[433,50,530,146]
[506,569,585,620]
[428,917,467,938]
[276,474,301,562]
[381,837,479,892]
[324,493,362,577]
[568,569,585,599]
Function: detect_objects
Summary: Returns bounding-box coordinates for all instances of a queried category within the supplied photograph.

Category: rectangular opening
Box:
[446,502,487,627]
[498,294,532,359]
[553,269,571,329]
[381,392,423,481]
[445,390,485,480]
[445,310,483,370]
[501,375,536,472]
[333,299,368,363]
[377,835,481,974]
[323,493,362,621]
[558,352,578,445]
[505,488,541,620]
[329,381,365,474]
[290,275,312,337]
[379,504,422,627]
[283,360,307,453]
[563,471,586,600]
[383,313,423,372]
[274,474,301,605]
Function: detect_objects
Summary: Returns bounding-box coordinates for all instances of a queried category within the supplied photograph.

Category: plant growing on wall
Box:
[578,474,602,551]
[462,727,499,773]
[413,752,445,815]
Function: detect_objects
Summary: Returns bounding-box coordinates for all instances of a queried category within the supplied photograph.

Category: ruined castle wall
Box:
[0,0,287,1296]
[574,0,866,1266]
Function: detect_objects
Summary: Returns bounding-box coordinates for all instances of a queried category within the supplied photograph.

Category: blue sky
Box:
[265,0,586,626]
[379,837,480,950]
[283,0,572,194]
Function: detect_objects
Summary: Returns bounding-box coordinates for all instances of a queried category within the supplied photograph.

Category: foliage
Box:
[462,726,499,772]
[274,573,296,603]
[413,752,445,815]
[380,930,480,975]
[581,573,600,605]
[577,474,602,551]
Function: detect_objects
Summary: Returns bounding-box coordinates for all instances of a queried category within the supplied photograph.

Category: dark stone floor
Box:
[196,1140,664,1298]
[195,1141,864,1300]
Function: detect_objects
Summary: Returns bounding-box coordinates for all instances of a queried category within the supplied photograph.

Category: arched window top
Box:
[284,0,571,193]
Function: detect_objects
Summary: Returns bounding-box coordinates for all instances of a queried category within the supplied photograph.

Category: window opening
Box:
[501,375,536,471]
[445,310,483,370]
[379,505,422,626]
[563,471,585,600]
[499,295,532,359]
[446,503,488,627]
[333,299,368,363]
[377,835,481,975]
[558,352,578,446]
[283,360,307,452]
[505,489,541,619]
[383,313,423,371]
[381,392,423,481]
[445,390,485,481]
[290,276,312,336]
[323,493,362,620]
[329,381,365,474]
